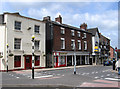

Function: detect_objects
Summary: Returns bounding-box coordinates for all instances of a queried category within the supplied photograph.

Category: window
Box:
[14,38,21,49]
[77,31,81,37]
[35,56,40,66]
[61,27,65,34]
[14,56,21,67]
[78,40,81,50]
[34,25,40,33]
[71,39,75,49]
[71,30,75,36]
[84,41,87,50]
[14,21,21,30]
[84,33,86,38]
[35,40,40,50]
[61,38,65,49]
[60,56,65,65]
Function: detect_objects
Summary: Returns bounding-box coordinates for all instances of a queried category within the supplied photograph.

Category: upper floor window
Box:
[61,38,65,49]
[34,25,40,33]
[71,39,75,49]
[77,31,81,37]
[61,27,65,34]
[84,33,86,38]
[35,40,40,50]
[14,21,21,30]
[78,40,81,50]
[84,41,87,50]
[71,30,75,36]
[14,38,21,49]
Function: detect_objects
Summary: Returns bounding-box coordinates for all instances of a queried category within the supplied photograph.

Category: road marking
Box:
[96,72,98,73]
[101,75,104,77]
[102,71,105,72]
[34,75,53,78]
[92,72,95,74]
[16,77,19,78]
[105,78,120,81]
[95,77,99,79]
[107,74,110,76]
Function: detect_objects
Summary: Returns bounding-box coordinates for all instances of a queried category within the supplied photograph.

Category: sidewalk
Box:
[20,65,102,72]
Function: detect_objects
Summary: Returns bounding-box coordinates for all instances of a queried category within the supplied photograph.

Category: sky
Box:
[0,0,119,49]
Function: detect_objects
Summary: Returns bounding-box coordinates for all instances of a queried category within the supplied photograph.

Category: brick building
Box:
[43,15,92,68]
[99,33,110,63]
[110,46,115,60]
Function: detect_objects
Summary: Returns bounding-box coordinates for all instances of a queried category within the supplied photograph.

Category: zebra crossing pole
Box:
[32,35,35,79]
[6,43,9,72]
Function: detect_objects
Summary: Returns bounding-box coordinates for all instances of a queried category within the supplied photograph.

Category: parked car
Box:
[103,60,111,66]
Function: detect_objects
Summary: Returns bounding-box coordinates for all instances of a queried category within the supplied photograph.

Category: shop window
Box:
[60,56,65,65]
[14,56,21,67]
[35,56,40,66]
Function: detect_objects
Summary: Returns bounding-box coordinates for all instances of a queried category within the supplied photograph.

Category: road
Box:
[1,65,120,88]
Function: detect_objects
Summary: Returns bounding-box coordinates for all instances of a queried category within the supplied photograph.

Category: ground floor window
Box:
[59,56,66,65]
[35,56,40,66]
[14,55,21,67]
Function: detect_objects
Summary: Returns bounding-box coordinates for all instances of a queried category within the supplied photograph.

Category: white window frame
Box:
[84,33,86,38]
[34,25,40,34]
[84,41,87,50]
[14,38,21,50]
[78,40,81,50]
[61,27,65,34]
[14,21,21,30]
[35,40,40,50]
[61,38,65,49]
[77,31,81,37]
[71,30,75,36]
[71,39,75,49]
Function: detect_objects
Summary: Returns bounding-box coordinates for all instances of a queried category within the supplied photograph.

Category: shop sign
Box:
[60,52,67,55]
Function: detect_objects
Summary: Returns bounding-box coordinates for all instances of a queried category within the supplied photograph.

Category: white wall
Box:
[2,14,46,70]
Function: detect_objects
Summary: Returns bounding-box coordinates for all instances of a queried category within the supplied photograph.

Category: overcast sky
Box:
[1,0,119,49]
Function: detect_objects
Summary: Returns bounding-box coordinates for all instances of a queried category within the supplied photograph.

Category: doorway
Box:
[25,55,32,69]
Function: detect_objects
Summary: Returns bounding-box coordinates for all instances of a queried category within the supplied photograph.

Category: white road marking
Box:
[16,77,19,78]
[57,74,60,76]
[102,71,105,72]
[92,72,95,74]
[105,78,120,81]
[34,75,53,78]
[101,75,104,77]
[96,72,98,73]
[95,77,99,79]
[107,74,110,76]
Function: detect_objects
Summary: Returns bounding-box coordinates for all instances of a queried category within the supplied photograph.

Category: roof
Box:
[3,12,44,23]
[47,20,92,34]
[87,27,100,37]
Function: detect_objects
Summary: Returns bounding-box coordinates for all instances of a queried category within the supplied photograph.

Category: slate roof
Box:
[87,27,100,37]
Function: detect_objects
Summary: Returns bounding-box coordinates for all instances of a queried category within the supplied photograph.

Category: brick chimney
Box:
[43,16,51,21]
[80,23,87,30]
[55,15,62,24]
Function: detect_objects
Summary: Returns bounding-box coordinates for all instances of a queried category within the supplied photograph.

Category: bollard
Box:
[118,67,120,75]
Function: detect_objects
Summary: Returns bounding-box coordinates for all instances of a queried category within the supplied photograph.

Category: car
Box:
[103,60,111,66]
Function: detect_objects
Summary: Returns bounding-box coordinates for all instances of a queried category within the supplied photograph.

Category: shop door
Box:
[76,56,80,65]
[54,56,58,67]
[25,55,32,69]
[67,56,72,66]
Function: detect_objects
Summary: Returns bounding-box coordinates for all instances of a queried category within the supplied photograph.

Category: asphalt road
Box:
[1,65,120,88]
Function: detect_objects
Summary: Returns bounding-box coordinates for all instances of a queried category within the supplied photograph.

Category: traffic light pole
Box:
[73,44,76,74]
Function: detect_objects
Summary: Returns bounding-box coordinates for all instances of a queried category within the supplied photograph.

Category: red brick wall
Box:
[53,25,92,52]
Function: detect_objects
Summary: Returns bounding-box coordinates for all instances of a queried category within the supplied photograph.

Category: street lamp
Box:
[6,43,9,72]
[31,35,35,79]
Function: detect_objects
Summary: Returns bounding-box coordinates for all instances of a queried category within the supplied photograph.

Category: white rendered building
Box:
[0,12,46,71]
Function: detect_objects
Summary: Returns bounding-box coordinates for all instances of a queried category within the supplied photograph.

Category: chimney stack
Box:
[43,16,51,21]
[80,23,87,30]
[55,15,62,24]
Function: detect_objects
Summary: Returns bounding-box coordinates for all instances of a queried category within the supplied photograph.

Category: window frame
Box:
[34,25,40,34]
[77,31,81,37]
[78,40,81,50]
[71,39,75,50]
[14,38,21,50]
[84,33,86,38]
[35,40,40,50]
[71,30,75,36]
[84,41,87,50]
[14,21,21,30]
[61,38,65,49]
[61,27,65,34]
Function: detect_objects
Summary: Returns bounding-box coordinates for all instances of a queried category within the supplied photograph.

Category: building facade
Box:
[99,33,110,63]
[0,12,46,71]
[43,15,92,68]
[110,46,115,60]
[87,28,100,65]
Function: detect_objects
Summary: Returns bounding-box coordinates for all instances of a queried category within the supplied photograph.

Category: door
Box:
[76,56,80,65]
[67,56,72,66]
[25,55,32,69]
[54,56,58,67]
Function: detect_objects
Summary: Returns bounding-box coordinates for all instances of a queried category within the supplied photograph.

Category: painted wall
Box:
[1,14,46,70]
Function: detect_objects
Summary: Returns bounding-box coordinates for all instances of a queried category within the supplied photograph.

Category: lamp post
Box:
[6,43,9,72]
[73,43,76,74]
[31,35,35,79]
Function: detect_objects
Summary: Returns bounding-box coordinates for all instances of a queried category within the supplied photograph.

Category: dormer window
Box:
[61,27,65,34]
[71,30,75,36]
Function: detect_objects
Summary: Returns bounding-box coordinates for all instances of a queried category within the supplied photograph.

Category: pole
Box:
[6,44,9,72]
[74,43,76,74]
[32,35,35,79]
